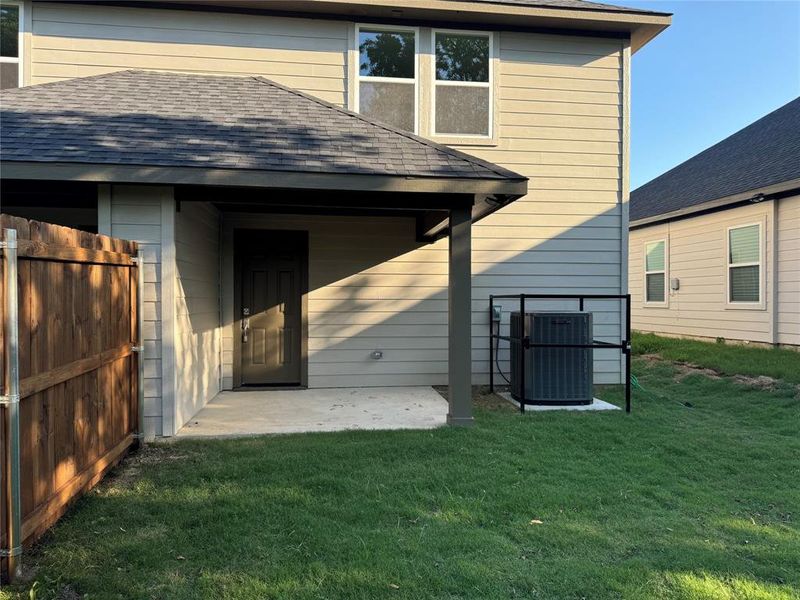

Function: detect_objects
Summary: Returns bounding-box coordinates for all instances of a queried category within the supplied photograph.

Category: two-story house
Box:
[0,0,670,437]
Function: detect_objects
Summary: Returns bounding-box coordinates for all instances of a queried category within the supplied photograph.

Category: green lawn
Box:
[633,332,800,385]
[7,337,800,599]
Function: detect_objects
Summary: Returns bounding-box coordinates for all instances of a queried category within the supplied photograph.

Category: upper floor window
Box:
[728,223,761,304]
[356,25,417,132]
[644,239,666,304]
[0,2,21,89]
[433,31,492,137]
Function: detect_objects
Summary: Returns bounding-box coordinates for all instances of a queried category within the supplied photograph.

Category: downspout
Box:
[1,228,23,581]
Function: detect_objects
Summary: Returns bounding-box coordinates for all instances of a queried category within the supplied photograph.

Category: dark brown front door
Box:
[237,230,305,386]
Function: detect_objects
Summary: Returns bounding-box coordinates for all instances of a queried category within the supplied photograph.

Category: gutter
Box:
[0,161,529,198]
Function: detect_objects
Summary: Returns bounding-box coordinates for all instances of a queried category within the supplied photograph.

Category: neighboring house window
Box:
[728,223,761,304]
[644,239,666,304]
[0,2,21,90]
[433,30,492,137]
[356,25,417,132]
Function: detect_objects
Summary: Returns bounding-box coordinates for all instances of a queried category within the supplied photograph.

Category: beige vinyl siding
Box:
[220,213,440,388]
[29,2,349,105]
[629,202,777,344]
[31,4,628,403]
[219,213,625,387]
[776,194,800,345]
[175,202,221,429]
[100,185,173,438]
[454,31,625,383]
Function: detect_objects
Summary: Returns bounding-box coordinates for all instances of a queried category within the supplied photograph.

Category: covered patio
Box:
[176,386,448,437]
[0,70,528,435]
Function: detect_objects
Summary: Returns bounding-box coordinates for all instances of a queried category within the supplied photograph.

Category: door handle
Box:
[242,307,250,343]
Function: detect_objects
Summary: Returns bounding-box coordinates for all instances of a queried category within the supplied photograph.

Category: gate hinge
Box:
[0,240,16,250]
[0,546,22,557]
[130,256,139,265]
[0,394,20,405]
[131,345,144,353]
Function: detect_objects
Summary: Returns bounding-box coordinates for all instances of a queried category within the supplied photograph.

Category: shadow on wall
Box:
[219,205,625,389]
[2,104,624,396]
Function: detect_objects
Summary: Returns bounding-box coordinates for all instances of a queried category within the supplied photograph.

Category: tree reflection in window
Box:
[436,34,489,82]
[359,30,415,78]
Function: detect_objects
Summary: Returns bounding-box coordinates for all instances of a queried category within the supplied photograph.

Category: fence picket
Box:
[0,216,140,582]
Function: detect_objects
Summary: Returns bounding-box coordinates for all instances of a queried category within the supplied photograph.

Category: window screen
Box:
[645,240,666,303]
[728,224,760,303]
[434,32,491,136]
[357,28,416,132]
[0,4,20,90]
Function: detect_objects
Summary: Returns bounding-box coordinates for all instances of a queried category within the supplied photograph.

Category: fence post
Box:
[136,248,145,442]
[1,228,22,581]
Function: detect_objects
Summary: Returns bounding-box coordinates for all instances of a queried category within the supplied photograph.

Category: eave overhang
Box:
[74,0,672,53]
[0,160,529,240]
[629,177,800,230]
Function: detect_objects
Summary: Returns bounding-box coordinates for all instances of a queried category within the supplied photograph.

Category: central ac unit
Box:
[510,311,593,406]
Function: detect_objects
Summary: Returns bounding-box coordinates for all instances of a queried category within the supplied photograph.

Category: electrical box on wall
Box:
[670,278,680,291]
[491,305,502,323]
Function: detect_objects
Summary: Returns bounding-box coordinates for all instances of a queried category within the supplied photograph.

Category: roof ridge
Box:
[250,75,525,182]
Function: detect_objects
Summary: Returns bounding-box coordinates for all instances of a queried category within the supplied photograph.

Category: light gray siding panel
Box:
[175,202,221,429]
[105,184,172,438]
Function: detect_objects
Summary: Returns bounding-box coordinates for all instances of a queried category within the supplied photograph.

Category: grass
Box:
[633,332,800,385]
[6,337,800,599]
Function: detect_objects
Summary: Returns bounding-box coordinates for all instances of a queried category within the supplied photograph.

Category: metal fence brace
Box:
[1,228,23,581]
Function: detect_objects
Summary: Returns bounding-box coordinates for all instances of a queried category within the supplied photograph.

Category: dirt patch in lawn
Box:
[731,374,780,390]
[100,444,195,493]
[433,385,515,412]
[640,353,785,391]
[639,353,722,381]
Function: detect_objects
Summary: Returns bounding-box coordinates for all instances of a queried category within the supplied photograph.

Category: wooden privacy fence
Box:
[0,215,143,582]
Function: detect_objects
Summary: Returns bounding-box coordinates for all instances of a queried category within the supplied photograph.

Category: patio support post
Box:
[447,203,473,426]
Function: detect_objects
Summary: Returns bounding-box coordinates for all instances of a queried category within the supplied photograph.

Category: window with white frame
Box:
[433,30,492,137]
[644,240,666,303]
[0,2,21,89]
[356,25,417,132]
[728,223,761,303]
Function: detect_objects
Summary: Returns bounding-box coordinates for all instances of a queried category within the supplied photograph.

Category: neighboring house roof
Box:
[0,70,525,186]
[630,96,800,225]
[460,0,668,16]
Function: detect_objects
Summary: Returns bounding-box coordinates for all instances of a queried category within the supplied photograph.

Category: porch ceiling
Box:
[177,186,504,241]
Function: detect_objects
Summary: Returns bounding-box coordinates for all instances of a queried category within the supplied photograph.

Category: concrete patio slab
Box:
[499,392,620,412]
[176,386,448,438]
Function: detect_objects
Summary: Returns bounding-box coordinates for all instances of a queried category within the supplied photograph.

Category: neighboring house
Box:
[0,0,670,437]
[629,97,800,347]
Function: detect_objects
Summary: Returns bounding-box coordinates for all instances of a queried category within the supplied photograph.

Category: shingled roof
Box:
[630,97,800,224]
[0,70,526,188]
